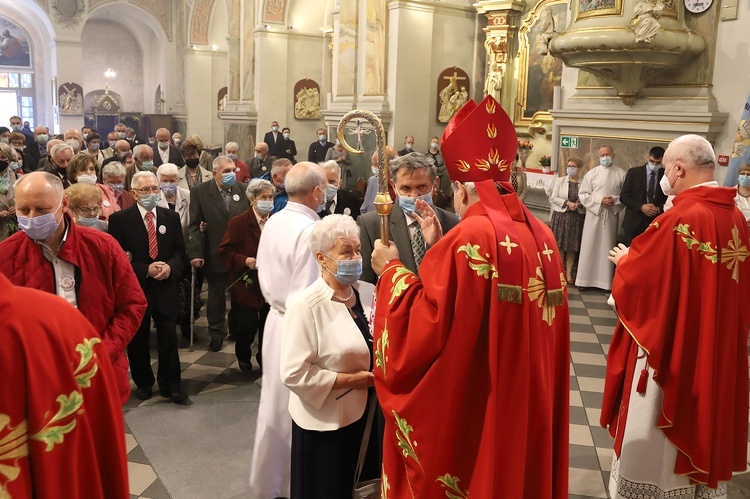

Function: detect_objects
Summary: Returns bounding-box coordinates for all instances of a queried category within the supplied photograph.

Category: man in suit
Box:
[125,127,144,147]
[248,142,271,178]
[26,125,49,171]
[263,121,285,158]
[358,152,460,283]
[9,132,37,172]
[114,123,135,149]
[102,140,132,168]
[620,146,668,246]
[319,160,361,220]
[279,127,297,162]
[307,128,334,163]
[153,128,185,168]
[187,155,250,351]
[9,116,34,150]
[108,171,190,405]
[397,135,416,156]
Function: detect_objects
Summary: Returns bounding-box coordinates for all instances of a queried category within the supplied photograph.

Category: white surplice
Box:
[575,164,626,290]
[250,201,320,499]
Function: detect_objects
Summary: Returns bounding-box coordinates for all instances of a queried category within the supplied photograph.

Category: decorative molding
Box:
[128,0,172,41]
[34,0,49,12]
[263,0,288,24]
[52,0,85,30]
[191,0,213,44]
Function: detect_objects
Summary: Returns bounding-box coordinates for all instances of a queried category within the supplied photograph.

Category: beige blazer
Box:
[549,175,586,214]
[177,165,213,191]
[281,277,375,431]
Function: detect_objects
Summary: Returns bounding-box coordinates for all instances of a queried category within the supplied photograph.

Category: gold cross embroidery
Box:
[499,235,518,255]
[542,243,554,262]
[721,225,749,283]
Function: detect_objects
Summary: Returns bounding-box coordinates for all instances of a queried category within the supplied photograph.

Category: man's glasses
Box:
[134,186,161,194]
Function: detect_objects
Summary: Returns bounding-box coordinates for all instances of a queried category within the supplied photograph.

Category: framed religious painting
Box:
[436,67,470,124]
[0,17,32,69]
[58,82,83,115]
[514,0,567,127]
[293,79,322,120]
[576,0,624,21]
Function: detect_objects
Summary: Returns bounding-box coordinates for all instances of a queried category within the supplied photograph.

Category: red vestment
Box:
[601,186,750,488]
[0,273,129,498]
[373,199,570,498]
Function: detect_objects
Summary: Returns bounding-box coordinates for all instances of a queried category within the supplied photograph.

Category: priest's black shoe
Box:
[159,389,191,405]
[209,336,223,352]
[238,361,253,374]
[135,387,152,400]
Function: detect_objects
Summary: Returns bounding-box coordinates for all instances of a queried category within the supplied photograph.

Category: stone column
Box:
[54,39,85,132]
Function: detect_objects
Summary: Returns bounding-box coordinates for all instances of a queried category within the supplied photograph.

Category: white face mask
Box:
[77,174,97,184]
[660,165,677,196]
[430,142,439,149]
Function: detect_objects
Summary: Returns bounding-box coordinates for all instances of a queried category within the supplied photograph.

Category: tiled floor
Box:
[124,286,750,499]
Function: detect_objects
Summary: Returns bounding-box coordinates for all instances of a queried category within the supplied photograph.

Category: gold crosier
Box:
[337,110,393,244]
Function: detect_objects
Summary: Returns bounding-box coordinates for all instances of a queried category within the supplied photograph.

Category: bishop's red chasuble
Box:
[373,199,570,498]
[601,186,750,488]
[0,273,129,498]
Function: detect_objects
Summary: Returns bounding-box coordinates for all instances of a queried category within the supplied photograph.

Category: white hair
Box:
[246,178,274,199]
[102,162,127,180]
[133,144,152,159]
[320,160,341,177]
[668,134,716,170]
[131,171,158,189]
[212,155,233,172]
[309,214,360,256]
[285,162,326,196]
[51,143,73,159]
[225,142,238,151]
[156,163,179,180]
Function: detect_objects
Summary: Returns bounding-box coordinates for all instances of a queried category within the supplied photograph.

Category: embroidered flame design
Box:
[456,160,471,173]
[486,99,496,115]
[487,122,497,139]
[497,159,509,172]
[475,148,502,172]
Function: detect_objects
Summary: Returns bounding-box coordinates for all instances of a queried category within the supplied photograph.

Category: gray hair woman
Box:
[280,214,381,498]
[0,142,18,241]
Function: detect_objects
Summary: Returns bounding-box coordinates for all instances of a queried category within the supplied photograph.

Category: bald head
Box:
[156,128,171,142]
[15,172,68,223]
[46,139,63,154]
[33,126,47,138]
[662,134,716,195]
[64,129,82,142]
[254,142,269,158]
[115,140,131,154]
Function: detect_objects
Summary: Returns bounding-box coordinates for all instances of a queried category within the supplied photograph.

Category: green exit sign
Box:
[561,136,579,148]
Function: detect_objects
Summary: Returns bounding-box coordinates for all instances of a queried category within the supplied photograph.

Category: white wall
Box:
[81,19,144,112]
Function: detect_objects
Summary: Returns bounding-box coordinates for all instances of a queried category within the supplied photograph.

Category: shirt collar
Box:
[136,201,156,220]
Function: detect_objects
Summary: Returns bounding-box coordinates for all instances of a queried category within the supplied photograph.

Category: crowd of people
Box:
[1,103,748,499]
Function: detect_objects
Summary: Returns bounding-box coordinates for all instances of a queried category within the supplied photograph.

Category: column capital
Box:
[474,0,526,16]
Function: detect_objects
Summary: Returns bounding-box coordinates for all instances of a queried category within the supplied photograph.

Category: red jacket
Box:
[0,215,147,404]
[217,208,265,308]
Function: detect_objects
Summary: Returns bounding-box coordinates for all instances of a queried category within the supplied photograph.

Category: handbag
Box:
[353,395,380,499]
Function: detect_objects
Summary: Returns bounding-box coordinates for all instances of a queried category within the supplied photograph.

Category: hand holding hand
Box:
[154,263,171,280]
[565,201,577,211]
[608,243,629,265]
[602,196,614,207]
[147,262,162,278]
[372,239,400,276]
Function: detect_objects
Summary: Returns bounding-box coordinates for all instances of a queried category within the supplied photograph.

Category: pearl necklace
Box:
[332,286,354,303]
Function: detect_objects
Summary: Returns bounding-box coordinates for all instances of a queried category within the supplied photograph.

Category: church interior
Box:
[1,0,749,497]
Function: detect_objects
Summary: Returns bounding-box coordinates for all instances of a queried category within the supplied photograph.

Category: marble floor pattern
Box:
[123,286,750,499]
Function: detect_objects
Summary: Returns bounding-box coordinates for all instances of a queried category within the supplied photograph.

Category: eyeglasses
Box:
[134,186,161,194]
[75,206,101,217]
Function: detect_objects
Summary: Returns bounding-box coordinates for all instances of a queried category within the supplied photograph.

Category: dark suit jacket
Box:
[357,203,460,284]
[279,139,297,161]
[308,141,334,163]
[152,145,185,168]
[320,189,361,220]
[217,208,264,308]
[25,142,43,171]
[620,164,667,239]
[263,131,285,158]
[248,156,275,178]
[108,206,186,316]
[186,180,250,273]
[398,148,413,156]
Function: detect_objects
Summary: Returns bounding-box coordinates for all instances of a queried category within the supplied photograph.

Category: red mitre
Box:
[441,95,564,305]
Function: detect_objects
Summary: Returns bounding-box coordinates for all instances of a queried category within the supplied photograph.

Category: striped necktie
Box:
[145,212,158,259]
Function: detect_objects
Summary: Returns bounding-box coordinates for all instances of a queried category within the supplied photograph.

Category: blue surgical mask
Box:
[398,192,433,216]
[138,193,160,211]
[107,182,125,195]
[318,134,327,142]
[108,140,117,148]
[256,200,274,215]
[227,153,238,162]
[11,125,21,132]
[161,182,178,195]
[739,175,750,188]
[139,160,154,171]
[600,156,613,168]
[324,256,362,285]
[316,186,327,212]
[37,134,49,146]
[88,142,100,152]
[325,184,338,199]
[18,201,62,241]
[118,132,126,139]
[77,216,99,227]
[566,166,578,177]
[647,162,657,172]
[221,171,236,187]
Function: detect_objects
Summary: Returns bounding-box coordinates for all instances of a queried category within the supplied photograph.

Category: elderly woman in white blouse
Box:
[280,214,381,499]
[156,163,190,232]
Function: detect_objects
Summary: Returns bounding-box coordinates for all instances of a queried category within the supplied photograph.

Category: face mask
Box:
[77,216,98,227]
[739,175,750,188]
[118,132,126,139]
[324,256,363,285]
[10,161,20,172]
[107,182,125,194]
[335,140,341,147]
[139,160,154,171]
[221,171,236,187]
[600,156,613,168]
[0,138,8,144]
[325,184,338,199]
[37,134,49,146]
[18,201,62,241]
[149,140,155,146]
[566,166,578,177]
[158,141,169,150]
[256,200,274,215]
[405,143,413,151]
[647,162,657,172]
[161,182,177,195]
[186,158,199,168]
[138,193,160,211]
[108,140,117,148]
[0,160,7,172]
[316,186,327,212]
[430,142,439,149]
[254,152,263,160]
[117,151,127,159]
[173,138,181,146]
[318,134,326,142]
[88,142,100,152]
[82,133,89,140]
[227,153,238,161]
[272,126,279,132]
[371,166,378,175]
[77,174,97,184]
[660,165,677,196]
[11,125,21,132]
[398,192,433,216]
[283,133,290,140]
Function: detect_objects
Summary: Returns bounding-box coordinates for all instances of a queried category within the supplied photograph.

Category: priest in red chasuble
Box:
[370,96,570,498]
[602,134,750,498]
[0,273,129,498]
